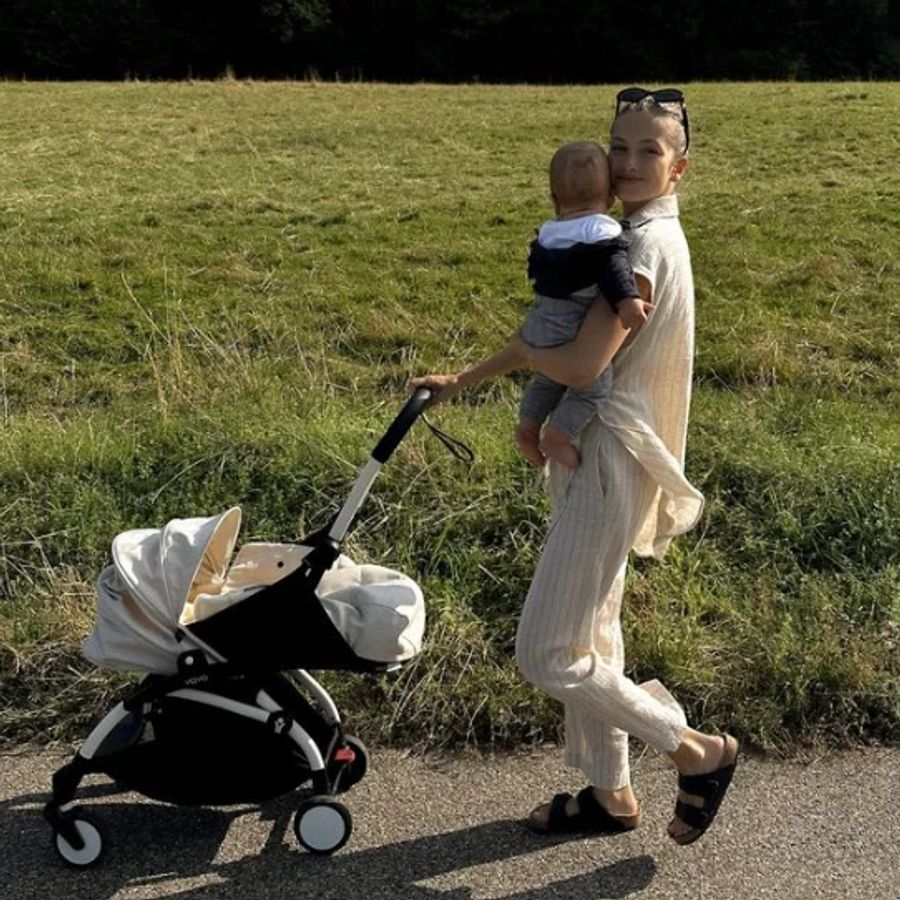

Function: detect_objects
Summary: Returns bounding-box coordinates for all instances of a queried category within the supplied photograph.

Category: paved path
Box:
[2,745,898,900]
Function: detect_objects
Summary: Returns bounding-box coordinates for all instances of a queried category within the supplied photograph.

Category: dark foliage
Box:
[0,0,898,80]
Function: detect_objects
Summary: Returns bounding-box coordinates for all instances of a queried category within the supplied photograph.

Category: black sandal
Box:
[671,735,739,845]
[526,787,641,835]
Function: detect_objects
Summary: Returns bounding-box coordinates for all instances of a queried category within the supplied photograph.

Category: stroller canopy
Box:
[83,508,425,675]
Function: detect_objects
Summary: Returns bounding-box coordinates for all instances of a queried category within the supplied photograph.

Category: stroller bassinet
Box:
[45,389,434,867]
[82,507,425,675]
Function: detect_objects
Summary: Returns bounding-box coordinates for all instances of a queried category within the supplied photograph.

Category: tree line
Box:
[2,1,899,81]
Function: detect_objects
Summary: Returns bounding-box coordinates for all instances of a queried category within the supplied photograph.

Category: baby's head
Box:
[549,141,612,218]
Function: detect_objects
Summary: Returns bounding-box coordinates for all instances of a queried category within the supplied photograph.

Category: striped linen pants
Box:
[515,416,688,790]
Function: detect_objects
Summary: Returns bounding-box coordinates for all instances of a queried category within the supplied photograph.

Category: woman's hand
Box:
[407,373,461,405]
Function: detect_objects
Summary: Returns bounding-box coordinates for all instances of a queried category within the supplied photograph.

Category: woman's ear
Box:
[671,155,690,182]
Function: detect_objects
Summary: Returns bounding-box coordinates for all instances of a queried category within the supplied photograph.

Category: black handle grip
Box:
[372,388,433,463]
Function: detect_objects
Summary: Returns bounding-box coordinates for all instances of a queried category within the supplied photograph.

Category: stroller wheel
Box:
[53,814,104,868]
[330,735,370,794]
[293,796,352,855]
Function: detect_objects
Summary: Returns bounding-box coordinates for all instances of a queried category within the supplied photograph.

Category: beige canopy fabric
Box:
[83,564,185,674]
[83,508,243,674]
[82,508,425,674]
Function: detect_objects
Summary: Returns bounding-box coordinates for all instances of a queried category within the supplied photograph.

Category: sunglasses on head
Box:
[615,87,690,152]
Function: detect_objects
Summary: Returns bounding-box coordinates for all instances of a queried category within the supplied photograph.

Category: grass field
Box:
[1,81,898,753]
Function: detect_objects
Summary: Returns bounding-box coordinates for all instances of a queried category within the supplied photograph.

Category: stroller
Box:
[45,389,440,867]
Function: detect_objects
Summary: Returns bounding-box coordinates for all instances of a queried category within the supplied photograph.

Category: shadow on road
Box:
[5,782,656,899]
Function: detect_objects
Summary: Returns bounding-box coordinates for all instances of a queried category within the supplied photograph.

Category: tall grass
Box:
[1,82,898,752]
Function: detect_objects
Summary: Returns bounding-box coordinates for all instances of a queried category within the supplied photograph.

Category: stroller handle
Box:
[371,388,433,463]
[325,387,433,545]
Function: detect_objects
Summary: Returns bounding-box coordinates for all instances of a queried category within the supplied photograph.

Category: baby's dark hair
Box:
[612,97,689,156]
[549,141,610,208]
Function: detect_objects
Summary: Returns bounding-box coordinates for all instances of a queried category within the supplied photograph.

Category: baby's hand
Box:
[617,296,654,331]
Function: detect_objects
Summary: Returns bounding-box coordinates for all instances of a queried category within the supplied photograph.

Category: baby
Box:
[516,140,648,469]
[407,141,651,472]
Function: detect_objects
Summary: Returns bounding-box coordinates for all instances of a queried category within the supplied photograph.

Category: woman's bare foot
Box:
[515,421,546,467]
[667,730,739,841]
[527,785,640,831]
[539,424,580,470]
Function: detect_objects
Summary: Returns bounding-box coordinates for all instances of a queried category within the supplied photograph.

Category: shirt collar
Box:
[622,195,680,230]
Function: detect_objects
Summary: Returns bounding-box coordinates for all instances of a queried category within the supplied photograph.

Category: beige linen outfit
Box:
[515,195,705,790]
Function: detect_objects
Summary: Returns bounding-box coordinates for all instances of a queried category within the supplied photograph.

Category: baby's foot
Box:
[515,421,546,467]
[539,425,580,470]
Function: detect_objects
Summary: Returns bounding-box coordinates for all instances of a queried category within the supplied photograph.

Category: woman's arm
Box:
[517,274,651,388]
[457,339,527,388]
[408,338,527,404]
[410,273,652,400]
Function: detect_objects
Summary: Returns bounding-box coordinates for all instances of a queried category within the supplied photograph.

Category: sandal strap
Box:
[546,793,574,831]
[671,737,740,843]
[678,736,738,797]
[675,800,711,830]
[574,787,632,832]
[678,769,726,796]
[539,788,635,834]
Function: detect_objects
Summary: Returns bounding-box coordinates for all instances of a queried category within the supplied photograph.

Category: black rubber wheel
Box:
[293,796,352,854]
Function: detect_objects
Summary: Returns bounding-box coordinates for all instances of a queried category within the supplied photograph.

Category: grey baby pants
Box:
[519,292,613,437]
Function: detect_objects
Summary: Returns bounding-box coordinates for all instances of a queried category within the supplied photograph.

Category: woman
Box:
[411,88,738,845]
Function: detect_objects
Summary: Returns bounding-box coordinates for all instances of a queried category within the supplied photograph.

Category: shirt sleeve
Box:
[594,238,639,308]
[626,228,661,298]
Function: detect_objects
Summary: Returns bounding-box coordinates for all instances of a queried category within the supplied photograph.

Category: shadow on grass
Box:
[5,782,656,900]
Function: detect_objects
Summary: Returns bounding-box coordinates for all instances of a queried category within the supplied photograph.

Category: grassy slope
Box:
[1,82,898,752]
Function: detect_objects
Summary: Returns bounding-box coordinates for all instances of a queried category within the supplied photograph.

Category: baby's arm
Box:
[598,241,652,330]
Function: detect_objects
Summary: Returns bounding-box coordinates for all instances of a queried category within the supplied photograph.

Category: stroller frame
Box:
[46,389,433,867]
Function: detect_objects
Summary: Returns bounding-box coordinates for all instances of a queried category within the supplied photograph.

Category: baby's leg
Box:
[539,423,580,470]
[542,368,614,470]
[515,418,546,467]
[519,374,565,468]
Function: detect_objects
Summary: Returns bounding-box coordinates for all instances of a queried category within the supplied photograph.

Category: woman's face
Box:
[609,110,687,209]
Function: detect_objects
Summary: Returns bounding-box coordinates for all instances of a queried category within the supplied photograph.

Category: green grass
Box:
[1,82,898,753]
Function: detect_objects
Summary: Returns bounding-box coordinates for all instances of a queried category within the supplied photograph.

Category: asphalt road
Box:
[2,745,898,900]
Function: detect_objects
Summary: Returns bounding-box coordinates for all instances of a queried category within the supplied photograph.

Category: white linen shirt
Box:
[596,195,704,558]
